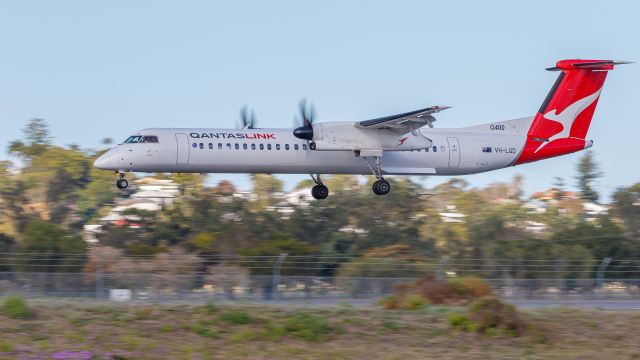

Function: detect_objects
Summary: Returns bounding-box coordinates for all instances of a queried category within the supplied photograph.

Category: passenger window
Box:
[199,143,204,149]
[243,143,248,150]
[226,143,231,150]
[294,144,299,150]
[208,143,213,149]
[276,144,280,150]
[426,147,429,152]
[285,144,290,150]
[259,144,264,150]
[235,143,239,150]
[218,143,223,150]
[433,146,437,152]
[251,143,256,150]
[302,143,307,150]
[267,144,272,150]
[192,142,197,148]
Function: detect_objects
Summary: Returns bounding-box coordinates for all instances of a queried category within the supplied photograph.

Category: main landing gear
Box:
[310,174,329,200]
[363,156,391,196]
[116,172,128,189]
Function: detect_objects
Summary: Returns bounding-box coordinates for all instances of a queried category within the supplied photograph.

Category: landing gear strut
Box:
[363,156,391,195]
[116,172,128,189]
[310,174,329,200]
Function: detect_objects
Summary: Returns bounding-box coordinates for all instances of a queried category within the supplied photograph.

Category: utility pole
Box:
[272,253,288,301]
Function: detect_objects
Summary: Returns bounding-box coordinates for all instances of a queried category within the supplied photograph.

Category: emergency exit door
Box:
[447,137,460,167]
[175,133,190,164]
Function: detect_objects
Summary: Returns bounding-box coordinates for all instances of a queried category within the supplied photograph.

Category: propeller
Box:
[292,99,316,141]
[238,105,257,129]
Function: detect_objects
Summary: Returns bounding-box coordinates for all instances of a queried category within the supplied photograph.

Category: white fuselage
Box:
[94,117,539,176]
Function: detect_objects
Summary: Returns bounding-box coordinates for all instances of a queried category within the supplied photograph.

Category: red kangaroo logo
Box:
[397,136,409,147]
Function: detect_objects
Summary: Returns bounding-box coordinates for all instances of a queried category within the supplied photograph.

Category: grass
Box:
[0,300,638,359]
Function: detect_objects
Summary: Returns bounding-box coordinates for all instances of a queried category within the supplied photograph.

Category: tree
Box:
[9,118,52,159]
[13,221,86,272]
[576,151,602,202]
[0,233,15,271]
[611,183,640,237]
[552,177,567,200]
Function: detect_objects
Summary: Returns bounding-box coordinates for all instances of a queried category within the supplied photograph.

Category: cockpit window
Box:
[123,135,159,143]
[141,136,159,143]
[124,136,143,143]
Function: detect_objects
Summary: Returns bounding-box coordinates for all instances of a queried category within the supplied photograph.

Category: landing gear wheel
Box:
[372,179,391,195]
[311,184,329,200]
[116,178,129,189]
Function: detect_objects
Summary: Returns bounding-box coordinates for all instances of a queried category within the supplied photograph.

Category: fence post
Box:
[272,253,288,301]
[596,257,612,292]
[96,258,104,300]
[436,256,450,280]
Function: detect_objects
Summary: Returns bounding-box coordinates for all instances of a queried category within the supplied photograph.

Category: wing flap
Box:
[356,105,450,132]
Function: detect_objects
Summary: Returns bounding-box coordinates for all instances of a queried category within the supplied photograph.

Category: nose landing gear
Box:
[116,172,128,189]
[310,174,329,200]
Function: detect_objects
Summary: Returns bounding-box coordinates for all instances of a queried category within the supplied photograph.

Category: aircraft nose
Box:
[93,154,111,170]
[93,149,118,170]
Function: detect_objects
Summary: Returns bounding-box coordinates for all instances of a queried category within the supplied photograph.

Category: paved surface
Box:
[509,299,640,310]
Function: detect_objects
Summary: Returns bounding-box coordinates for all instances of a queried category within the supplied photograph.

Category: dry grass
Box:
[0,299,638,359]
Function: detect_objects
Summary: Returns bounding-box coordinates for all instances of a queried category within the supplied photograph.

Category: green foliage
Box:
[447,277,493,298]
[219,310,251,325]
[0,340,13,353]
[466,296,525,336]
[576,150,602,202]
[282,312,336,342]
[240,237,316,275]
[13,221,86,272]
[3,295,32,319]
[183,321,219,338]
[383,277,493,308]
[611,183,640,237]
[448,296,525,337]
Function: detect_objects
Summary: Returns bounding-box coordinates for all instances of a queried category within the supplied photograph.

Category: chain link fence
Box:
[1,271,639,303]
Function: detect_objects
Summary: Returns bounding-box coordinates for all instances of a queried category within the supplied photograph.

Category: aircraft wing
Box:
[355,105,450,132]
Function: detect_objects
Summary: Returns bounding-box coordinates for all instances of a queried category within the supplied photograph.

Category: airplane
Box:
[94,59,629,200]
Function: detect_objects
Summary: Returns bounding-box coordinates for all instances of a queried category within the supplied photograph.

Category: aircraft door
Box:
[175,133,190,164]
[447,137,460,167]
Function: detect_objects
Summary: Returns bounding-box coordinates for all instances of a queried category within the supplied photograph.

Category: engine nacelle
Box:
[311,121,432,151]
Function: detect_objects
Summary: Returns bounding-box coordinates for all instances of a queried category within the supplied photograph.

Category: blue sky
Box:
[1,1,638,199]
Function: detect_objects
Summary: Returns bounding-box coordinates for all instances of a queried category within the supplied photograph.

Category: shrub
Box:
[448,277,493,298]
[449,296,526,337]
[3,295,32,319]
[382,276,493,309]
[183,322,219,338]
[404,294,428,310]
[219,310,251,325]
[447,313,470,327]
[133,306,155,320]
[377,295,400,309]
[283,313,335,342]
[0,340,13,352]
[467,296,525,335]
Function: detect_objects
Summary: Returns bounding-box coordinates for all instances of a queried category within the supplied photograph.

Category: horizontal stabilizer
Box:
[546,59,633,71]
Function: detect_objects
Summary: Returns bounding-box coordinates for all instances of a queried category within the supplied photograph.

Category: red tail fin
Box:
[515,59,628,165]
